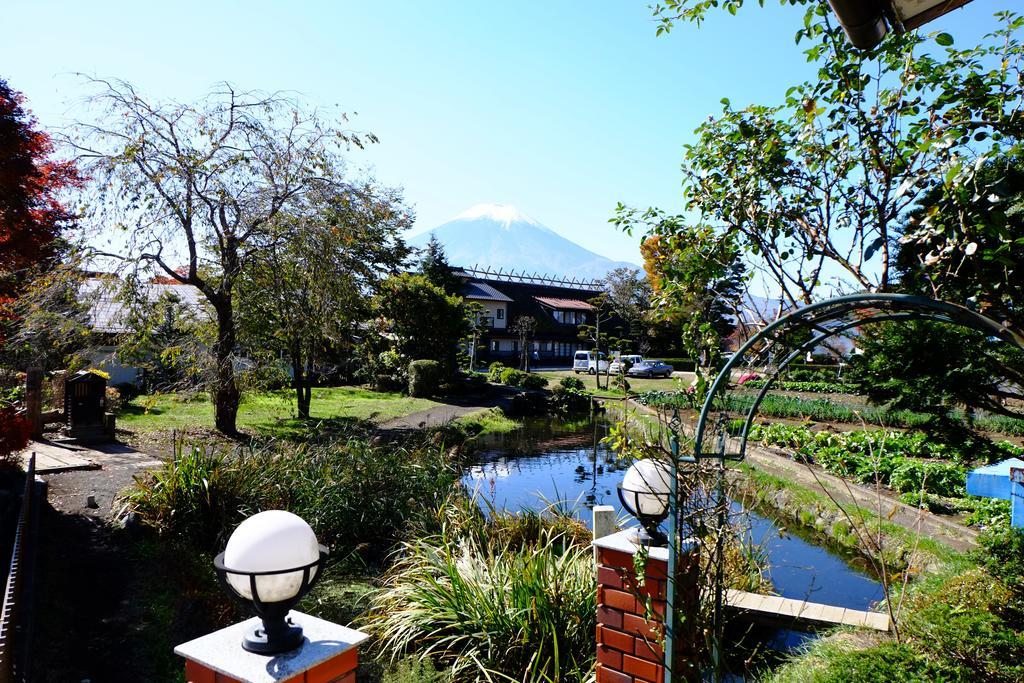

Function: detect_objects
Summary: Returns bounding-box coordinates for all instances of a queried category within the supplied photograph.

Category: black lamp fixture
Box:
[214,510,328,655]
[617,459,673,547]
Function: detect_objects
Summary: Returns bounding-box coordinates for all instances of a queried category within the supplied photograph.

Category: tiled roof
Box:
[463,280,513,302]
[82,278,206,333]
[533,296,594,311]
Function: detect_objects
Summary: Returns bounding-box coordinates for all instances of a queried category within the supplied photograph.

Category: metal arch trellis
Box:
[661,293,1024,682]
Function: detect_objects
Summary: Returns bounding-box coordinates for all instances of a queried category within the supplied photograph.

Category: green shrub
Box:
[487,362,507,382]
[364,523,595,682]
[903,568,1024,682]
[498,367,527,386]
[977,527,1024,593]
[116,435,462,555]
[559,376,586,391]
[408,359,443,397]
[550,381,591,414]
[521,373,549,390]
[798,642,959,683]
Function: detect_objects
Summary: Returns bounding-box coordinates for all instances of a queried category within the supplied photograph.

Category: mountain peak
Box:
[410,204,637,280]
[451,203,542,229]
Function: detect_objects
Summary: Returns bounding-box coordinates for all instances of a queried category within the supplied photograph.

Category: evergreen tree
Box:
[418,234,462,295]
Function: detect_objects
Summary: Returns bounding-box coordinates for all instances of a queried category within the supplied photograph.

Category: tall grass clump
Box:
[117,434,463,555]
[364,498,596,683]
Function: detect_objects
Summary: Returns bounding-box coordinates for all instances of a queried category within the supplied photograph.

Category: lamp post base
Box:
[630,525,668,547]
[241,616,305,655]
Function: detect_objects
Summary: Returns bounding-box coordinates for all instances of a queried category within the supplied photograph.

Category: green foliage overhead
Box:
[899,151,1024,334]
[646,2,1024,309]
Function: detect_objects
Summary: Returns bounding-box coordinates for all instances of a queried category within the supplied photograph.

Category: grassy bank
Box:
[117,386,441,435]
[454,407,522,435]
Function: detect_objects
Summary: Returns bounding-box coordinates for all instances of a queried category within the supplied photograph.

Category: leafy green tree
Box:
[116,283,213,393]
[71,78,376,434]
[845,320,1024,429]
[898,151,1024,336]
[418,234,462,295]
[510,315,537,371]
[647,3,1024,309]
[614,217,746,401]
[237,185,412,418]
[577,293,627,390]
[4,259,92,372]
[374,273,469,379]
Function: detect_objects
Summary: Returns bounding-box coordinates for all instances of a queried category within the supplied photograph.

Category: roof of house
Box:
[82,278,206,334]
[533,296,594,311]
[463,280,514,302]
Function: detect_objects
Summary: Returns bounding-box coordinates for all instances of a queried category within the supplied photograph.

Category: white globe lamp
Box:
[214,510,328,654]
[617,459,672,546]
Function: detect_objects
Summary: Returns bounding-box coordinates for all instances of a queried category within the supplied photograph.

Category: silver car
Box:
[626,360,674,379]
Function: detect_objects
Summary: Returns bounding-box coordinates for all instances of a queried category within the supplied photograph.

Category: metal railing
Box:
[0,453,45,683]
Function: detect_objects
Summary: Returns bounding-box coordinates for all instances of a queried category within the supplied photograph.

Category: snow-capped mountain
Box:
[409,203,638,281]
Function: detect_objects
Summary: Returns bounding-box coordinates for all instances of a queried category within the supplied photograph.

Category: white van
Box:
[573,350,609,374]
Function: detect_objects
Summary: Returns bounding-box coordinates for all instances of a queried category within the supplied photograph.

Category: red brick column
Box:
[594,531,700,683]
[596,544,667,683]
[183,648,357,683]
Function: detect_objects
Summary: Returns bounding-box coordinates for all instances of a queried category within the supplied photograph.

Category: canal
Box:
[462,414,884,668]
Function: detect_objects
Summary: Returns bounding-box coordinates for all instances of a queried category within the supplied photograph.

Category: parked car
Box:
[573,350,609,374]
[626,360,674,379]
[609,354,644,375]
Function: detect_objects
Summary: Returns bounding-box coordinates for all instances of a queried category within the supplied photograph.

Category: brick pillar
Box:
[175,611,368,683]
[594,531,700,683]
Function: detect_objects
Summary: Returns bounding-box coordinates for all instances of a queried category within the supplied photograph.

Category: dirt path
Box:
[376,385,519,434]
[745,444,978,552]
[23,440,168,682]
[620,398,979,553]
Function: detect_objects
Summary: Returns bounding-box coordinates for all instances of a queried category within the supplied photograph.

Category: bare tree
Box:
[511,315,537,372]
[67,78,375,433]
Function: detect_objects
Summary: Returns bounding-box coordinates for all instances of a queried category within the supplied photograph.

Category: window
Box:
[553,310,564,324]
[491,340,499,352]
[496,308,504,320]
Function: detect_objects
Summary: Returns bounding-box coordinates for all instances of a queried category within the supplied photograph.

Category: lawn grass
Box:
[534,369,695,398]
[118,386,441,434]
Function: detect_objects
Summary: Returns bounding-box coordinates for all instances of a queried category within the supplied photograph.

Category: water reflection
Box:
[463,414,885,659]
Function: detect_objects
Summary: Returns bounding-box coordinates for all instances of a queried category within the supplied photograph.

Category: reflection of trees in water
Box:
[466,415,630,513]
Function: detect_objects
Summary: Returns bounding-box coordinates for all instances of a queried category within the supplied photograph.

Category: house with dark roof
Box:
[458,268,623,366]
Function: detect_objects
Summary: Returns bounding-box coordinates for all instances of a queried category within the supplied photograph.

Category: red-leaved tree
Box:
[0,78,80,321]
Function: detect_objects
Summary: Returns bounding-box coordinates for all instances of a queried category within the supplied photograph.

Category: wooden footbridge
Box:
[724,588,891,631]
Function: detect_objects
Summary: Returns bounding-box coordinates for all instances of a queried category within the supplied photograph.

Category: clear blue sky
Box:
[1,0,1001,265]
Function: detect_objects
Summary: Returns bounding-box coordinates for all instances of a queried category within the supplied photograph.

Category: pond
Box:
[462,414,884,661]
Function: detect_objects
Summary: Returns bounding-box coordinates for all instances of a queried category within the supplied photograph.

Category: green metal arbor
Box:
[662,293,1022,682]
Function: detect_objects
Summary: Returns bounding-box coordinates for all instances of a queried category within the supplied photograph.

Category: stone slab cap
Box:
[174,611,370,683]
[592,528,677,563]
